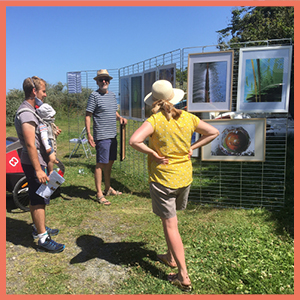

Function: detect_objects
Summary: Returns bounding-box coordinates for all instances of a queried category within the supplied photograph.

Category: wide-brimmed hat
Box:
[93,69,113,81]
[144,80,184,106]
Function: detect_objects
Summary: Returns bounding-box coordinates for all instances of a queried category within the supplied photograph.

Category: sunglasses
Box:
[98,78,110,83]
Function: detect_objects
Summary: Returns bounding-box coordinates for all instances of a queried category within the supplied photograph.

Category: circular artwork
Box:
[220,127,251,156]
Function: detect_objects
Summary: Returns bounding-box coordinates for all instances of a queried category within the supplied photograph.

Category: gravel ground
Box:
[6,196,129,294]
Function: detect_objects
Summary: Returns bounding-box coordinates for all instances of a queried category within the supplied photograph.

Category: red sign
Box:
[6,150,23,174]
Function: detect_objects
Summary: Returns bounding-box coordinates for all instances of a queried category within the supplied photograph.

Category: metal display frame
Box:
[67,39,293,210]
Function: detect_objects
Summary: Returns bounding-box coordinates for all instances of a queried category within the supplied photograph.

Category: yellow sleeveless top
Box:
[147,110,200,189]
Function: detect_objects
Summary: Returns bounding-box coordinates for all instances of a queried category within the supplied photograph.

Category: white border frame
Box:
[201,118,266,162]
[237,46,292,113]
[187,51,233,112]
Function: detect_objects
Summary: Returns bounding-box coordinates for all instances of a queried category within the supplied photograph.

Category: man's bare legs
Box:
[30,204,46,234]
[161,215,191,286]
[95,160,114,199]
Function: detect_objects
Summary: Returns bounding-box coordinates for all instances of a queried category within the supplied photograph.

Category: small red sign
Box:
[6,150,23,174]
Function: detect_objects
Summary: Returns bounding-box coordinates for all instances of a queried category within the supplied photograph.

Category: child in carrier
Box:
[36,103,59,174]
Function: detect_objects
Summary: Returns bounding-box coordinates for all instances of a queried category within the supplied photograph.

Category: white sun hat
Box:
[36,103,56,118]
[144,80,184,106]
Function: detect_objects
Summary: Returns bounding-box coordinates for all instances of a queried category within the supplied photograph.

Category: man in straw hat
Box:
[85,69,127,206]
[130,80,219,291]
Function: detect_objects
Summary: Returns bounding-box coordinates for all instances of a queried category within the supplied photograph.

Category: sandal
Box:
[103,187,122,196]
[157,254,177,268]
[167,273,192,292]
[95,195,111,206]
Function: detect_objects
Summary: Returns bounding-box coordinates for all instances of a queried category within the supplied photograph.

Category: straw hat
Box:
[93,69,113,81]
[144,80,184,106]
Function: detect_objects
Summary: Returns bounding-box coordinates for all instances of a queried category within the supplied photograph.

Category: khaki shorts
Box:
[149,182,191,219]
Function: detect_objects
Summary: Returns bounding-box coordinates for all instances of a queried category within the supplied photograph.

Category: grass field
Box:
[6,116,294,294]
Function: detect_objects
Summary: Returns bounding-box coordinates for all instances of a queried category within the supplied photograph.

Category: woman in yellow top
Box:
[129,80,219,291]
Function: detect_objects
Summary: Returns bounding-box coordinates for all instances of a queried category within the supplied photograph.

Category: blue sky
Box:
[6,5,235,93]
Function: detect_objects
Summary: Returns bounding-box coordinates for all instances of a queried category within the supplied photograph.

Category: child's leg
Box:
[48,162,54,174]
[48,151,56,174]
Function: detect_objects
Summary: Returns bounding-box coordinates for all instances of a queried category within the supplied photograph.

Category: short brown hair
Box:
[23,76,46,98]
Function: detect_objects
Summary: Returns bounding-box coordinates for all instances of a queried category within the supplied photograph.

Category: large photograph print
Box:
[201,118,266,162]
[187,51,233,112]
[120,76,130,117]
[131,74,143,120]
[158,64,176,87]
[237,46,292,112]
[144,69,156,118]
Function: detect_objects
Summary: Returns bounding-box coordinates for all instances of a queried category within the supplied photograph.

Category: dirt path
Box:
[6,196,129,294]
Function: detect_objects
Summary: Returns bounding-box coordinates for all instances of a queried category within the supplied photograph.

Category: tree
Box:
[6,89,25,126]
[6,83,93,126]
[217,6,294,46]
[217,6,294,118]
[176,68,188,94]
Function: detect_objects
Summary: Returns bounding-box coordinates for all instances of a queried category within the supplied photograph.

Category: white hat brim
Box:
[144,88,185,106]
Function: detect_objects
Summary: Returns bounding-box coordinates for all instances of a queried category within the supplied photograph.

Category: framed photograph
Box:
[237,46,292,113]
[144,69,157,118]
[120,123,126,161]
[201,118,266,162]
[191,132,200,158]
[158,64,176,87]
[120,76,130,117]
[187,51,233,112]
[131,74,143,120]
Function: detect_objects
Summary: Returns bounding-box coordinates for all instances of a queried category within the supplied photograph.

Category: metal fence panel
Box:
[67,39,293,209]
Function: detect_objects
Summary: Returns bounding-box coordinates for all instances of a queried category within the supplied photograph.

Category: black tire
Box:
[12,176,30,212]
[11,160,64,211]
[6,136,18,143]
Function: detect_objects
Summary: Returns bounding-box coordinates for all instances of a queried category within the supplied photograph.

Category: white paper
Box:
[36,171,65,199]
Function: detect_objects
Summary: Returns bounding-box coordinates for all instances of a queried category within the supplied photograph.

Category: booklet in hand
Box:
[36,171,65,199]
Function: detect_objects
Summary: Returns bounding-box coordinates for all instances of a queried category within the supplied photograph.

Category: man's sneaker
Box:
[32,226,59,239]
[37,236,65,253]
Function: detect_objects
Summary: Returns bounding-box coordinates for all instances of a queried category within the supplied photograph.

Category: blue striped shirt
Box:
[86,90,118,140]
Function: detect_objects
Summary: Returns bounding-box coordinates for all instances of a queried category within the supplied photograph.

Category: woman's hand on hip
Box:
[151,152,169,165]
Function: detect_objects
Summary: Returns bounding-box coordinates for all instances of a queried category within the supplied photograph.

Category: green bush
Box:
[6,83,93,124]
[6,89,25,126]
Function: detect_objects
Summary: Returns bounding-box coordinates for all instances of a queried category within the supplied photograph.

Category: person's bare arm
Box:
[116,112,128,125]
[129,121,169,165]
[190,120,220,152]
[85,112,96,147]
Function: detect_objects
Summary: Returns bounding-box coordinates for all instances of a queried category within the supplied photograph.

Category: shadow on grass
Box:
[266,192,294,239]
[6,217,36,249]
[70,234,161,278]
[59,185,96,201]
[63,159,151,198]
[268,137,294,238]
[6,194,18,213]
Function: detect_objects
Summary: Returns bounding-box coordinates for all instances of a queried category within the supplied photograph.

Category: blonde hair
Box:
[152,99,182,121]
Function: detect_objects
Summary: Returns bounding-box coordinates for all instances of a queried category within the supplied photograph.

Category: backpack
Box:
[16,108,58,153]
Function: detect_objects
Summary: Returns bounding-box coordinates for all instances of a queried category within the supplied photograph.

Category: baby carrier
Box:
[16,108,58,153]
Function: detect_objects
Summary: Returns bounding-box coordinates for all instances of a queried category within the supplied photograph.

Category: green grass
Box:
[6,117,294,294]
